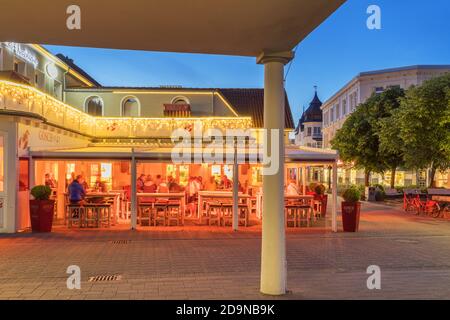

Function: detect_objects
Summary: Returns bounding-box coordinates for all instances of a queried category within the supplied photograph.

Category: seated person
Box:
[286,179,300,196]
[68,175,86,206]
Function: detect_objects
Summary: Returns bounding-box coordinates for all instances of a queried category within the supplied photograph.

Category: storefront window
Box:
[0,136,4,192]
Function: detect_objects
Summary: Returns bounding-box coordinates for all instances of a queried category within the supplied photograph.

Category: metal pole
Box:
[232,144,239,231]
[131,150,137,230]
[332,162,338,232]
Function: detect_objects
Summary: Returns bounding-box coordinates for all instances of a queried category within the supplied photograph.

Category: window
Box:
[85,96,104,116]
[171,96,190,105]
[13,62,19,73]
[122,97,140,117]
[336,104,340,119]
[342,99,347,116]
[307,127,312,136]
[313,127,321,135]
[374,87,384,94]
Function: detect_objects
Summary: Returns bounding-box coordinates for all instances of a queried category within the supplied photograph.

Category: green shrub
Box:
[31,185,52,200]
[372,184,385,192]
[342,185,361,203]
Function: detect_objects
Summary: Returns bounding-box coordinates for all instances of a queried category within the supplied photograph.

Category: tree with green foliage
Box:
[392,73,450,187]
[331,88,405,187]
[375,87,406,188]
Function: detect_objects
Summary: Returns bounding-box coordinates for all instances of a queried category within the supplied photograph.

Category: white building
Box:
[321,65,450,187]
[294,88,323,148]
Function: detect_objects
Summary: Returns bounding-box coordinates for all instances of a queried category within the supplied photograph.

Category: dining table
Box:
[137,192,186,224]
[197,191,250,220]
[255,193,314,219]
[84,192,122,225]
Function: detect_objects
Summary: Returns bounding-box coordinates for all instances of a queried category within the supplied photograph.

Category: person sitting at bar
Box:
[286,179,300,196]
[137,174,146,192]
[204,176,217,191]
[45,173,56,188]
[220,174,232,190]
[144,175,154,187]
[94,175,107,192]
[68,175,86,206]
[167,176,182,193]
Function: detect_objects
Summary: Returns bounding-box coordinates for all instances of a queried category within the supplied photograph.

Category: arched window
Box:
[122,97,140,117]
[171,96,190,105]
[85,96,103,116]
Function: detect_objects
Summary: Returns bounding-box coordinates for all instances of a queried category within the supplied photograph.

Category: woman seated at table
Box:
[286,179,300,196]
[94,175,107,192]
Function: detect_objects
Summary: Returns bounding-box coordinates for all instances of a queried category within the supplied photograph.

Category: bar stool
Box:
[97,204,112,228]
[221,203,233,227]
[206,202,222,226]
[67,204,85,228]
[138,203,154,226]
[154,202,168,226]
[83,204,101,228]
[285,205,298,228]
[238,203,249,227]
[297,202,313,228]
[167,201,182,226]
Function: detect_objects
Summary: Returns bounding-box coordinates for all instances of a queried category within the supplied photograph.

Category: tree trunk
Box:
[390,167,397,189]
[364,170,371,187]
[429,165,437,188]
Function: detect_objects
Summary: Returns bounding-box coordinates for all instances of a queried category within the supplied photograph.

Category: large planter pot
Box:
[29,200,55,232]
[341,201,361,232]
[314,194,328,218]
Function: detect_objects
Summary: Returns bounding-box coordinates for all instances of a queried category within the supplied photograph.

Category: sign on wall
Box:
[4,42,39,68]
[17,124,90,157]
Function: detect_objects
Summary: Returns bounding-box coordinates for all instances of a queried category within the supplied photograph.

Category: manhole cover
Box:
[394,239,419,244]
[110,240,131,244]
[88,275,122,282]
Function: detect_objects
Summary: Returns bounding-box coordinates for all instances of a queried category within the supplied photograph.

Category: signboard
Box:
[4,42,39,68]
[17,123,90,157]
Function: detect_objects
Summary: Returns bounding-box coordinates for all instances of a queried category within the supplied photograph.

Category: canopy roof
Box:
[29,146,338,163]
[0,0,345,56]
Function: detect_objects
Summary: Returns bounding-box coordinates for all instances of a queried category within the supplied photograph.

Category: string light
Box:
[0,80,254,139]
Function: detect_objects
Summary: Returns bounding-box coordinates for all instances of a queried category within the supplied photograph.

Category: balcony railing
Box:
[0,80,253,138]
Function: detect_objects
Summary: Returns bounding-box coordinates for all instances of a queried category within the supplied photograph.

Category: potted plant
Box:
[341,185,362,232]
[313,183,328,217]
[29,185,55,232]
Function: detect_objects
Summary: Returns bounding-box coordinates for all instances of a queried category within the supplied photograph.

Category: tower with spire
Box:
[294,86,323,147]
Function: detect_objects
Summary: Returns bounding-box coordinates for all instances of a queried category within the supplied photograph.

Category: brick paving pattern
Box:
[0,202,449,300]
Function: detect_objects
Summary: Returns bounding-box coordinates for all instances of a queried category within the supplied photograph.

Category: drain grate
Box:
[394,239,419,244]
[110,240,131,244]
[88,275,122,282]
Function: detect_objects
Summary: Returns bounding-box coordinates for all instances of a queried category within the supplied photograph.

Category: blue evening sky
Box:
[45,0,450,123]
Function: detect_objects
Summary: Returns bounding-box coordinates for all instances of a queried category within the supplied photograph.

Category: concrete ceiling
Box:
[0,0,345,56]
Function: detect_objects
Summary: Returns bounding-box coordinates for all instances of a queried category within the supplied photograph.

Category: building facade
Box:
[321,65,450,187]
[0,42,339,233]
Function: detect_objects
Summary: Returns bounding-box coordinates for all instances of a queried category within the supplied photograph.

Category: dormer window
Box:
[164,96,191,117]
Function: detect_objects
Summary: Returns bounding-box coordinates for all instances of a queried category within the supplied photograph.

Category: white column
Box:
[302,165,307,195]
[257,51,293,296]
[29,155,35,188]
[130,152,137,230]
[232,146,239,231]
[332,162,338,232]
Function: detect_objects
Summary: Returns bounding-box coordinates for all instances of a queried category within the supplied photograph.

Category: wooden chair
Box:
[220,203,233,227]
[167,200,182,226]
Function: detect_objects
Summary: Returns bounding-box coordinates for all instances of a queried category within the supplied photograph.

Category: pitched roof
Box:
[56,54,102,87]
[218,88,294,129]
[295,91,323,134]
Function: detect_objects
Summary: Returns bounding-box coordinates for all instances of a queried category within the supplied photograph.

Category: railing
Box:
[0,81,253,138]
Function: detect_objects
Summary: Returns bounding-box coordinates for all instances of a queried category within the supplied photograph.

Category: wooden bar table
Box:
[85,192,121,225]
[197,191,250,222]
[137,192,186,224]
[256,194,314,219]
